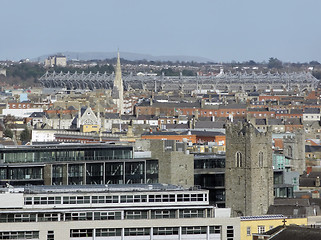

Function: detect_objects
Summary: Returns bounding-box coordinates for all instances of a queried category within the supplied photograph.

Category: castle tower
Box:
[283,130,305,174]
[112,51,124,114]
[225,121,274,217]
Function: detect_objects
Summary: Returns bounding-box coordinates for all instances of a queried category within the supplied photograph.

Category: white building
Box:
[0,184,240,240]
[31,129,56,142]
[303,108,321,122]
[44,55,67,67]
[2,108,43,118]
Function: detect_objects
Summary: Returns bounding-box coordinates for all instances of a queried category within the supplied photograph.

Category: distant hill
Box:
[34,51,214,63]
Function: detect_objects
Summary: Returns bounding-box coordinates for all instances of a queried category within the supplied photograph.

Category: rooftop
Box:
[2,183,195,194]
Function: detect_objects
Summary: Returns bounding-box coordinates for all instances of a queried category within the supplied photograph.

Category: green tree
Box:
[312,71,321,80]
[268,57,283,69]
[182,69,196,76]
[20,128,31,143]
[309,61,320,66]
[4,128,13,139]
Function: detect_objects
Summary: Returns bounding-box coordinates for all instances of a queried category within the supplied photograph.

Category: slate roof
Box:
[269,225,321,240]
[305,145,321,153]
[269,119,283,125]
[142,131,180,136]
[304,108,320,114]
[67,105,77,110]
[290,109,304,114]
[184,130,225,137]
[273,198,310,207]
[29,112,46,118]
[165,124,189,130]
[248,107,269,112]
[255,119,267,125]
[218,104,247,109]
[267,205,307,217]
[283,118,301,125]
[194,121,225,129]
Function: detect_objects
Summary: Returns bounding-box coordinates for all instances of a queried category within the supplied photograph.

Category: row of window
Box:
[0,231,39,239]
[24,193,207,206]
[70,226,223,237]
[247,225,274,236]
[1,148,132,163]
[0,209,212,223]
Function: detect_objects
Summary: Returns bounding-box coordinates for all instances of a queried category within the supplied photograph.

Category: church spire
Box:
[112,50,124,114]
[115,51,122,81]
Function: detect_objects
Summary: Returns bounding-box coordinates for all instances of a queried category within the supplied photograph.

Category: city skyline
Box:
[1,0,321,62]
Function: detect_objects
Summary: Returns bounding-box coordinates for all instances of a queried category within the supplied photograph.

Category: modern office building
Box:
[0,184,240,240]
[0,143,158,186]
[194,153,225,207]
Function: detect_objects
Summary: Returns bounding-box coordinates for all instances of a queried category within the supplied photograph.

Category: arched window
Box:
[235,152,243,168]
[287,146,293,158]
[259,151,264,167]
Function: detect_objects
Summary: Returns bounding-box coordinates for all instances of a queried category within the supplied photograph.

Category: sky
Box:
[1,0,321,62]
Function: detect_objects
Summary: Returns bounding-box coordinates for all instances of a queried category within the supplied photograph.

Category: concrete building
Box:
[0,184,240,240]
[225,122,274,217]
[44,55,67,67]
[149,140,194,188]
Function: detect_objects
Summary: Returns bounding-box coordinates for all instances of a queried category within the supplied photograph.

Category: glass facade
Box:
[194,154,225,207]
[273,153,289,170]
[0,146,133,163]
[0,145,158,186]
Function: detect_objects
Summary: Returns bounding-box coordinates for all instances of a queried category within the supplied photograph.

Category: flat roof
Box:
[0,143,132,152]
[3,184,203,194]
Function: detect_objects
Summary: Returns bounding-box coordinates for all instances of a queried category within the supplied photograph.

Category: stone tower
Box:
[225,121,274,217]
[112,51,124,114]
[283,130,305,174]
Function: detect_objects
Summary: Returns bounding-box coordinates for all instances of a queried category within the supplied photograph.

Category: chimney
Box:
[316,176,320,187]
[195,110,199,120]
[201,99,205,109]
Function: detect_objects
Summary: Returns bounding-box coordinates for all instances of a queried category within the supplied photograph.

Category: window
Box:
[287,146,293,158]
[258,225,265,234]
[47,231,54,240]
[124,228,150,236]
[247,227,251,236]
[259,151,264,167]
[38,213,59,222]
[93,211,121,220]
[179,209,204,218]
[235,152,243,167]
[125,211,147,219]
[227,226,234,240]
[0,231,39,239]
[65,212,92,221]
[70,229,93,238]
[182,226,207,235]
[151,210,175,219]
[293,177,297,184]
[209,226,221,234]
[96,228,121,237]
[153,227,179,235]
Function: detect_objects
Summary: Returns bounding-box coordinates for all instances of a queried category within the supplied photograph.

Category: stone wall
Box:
[225,121,274,217]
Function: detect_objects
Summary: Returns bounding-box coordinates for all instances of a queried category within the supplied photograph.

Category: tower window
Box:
[259,151,264,167]
[235,152,243,168]
[287,146,293,158]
